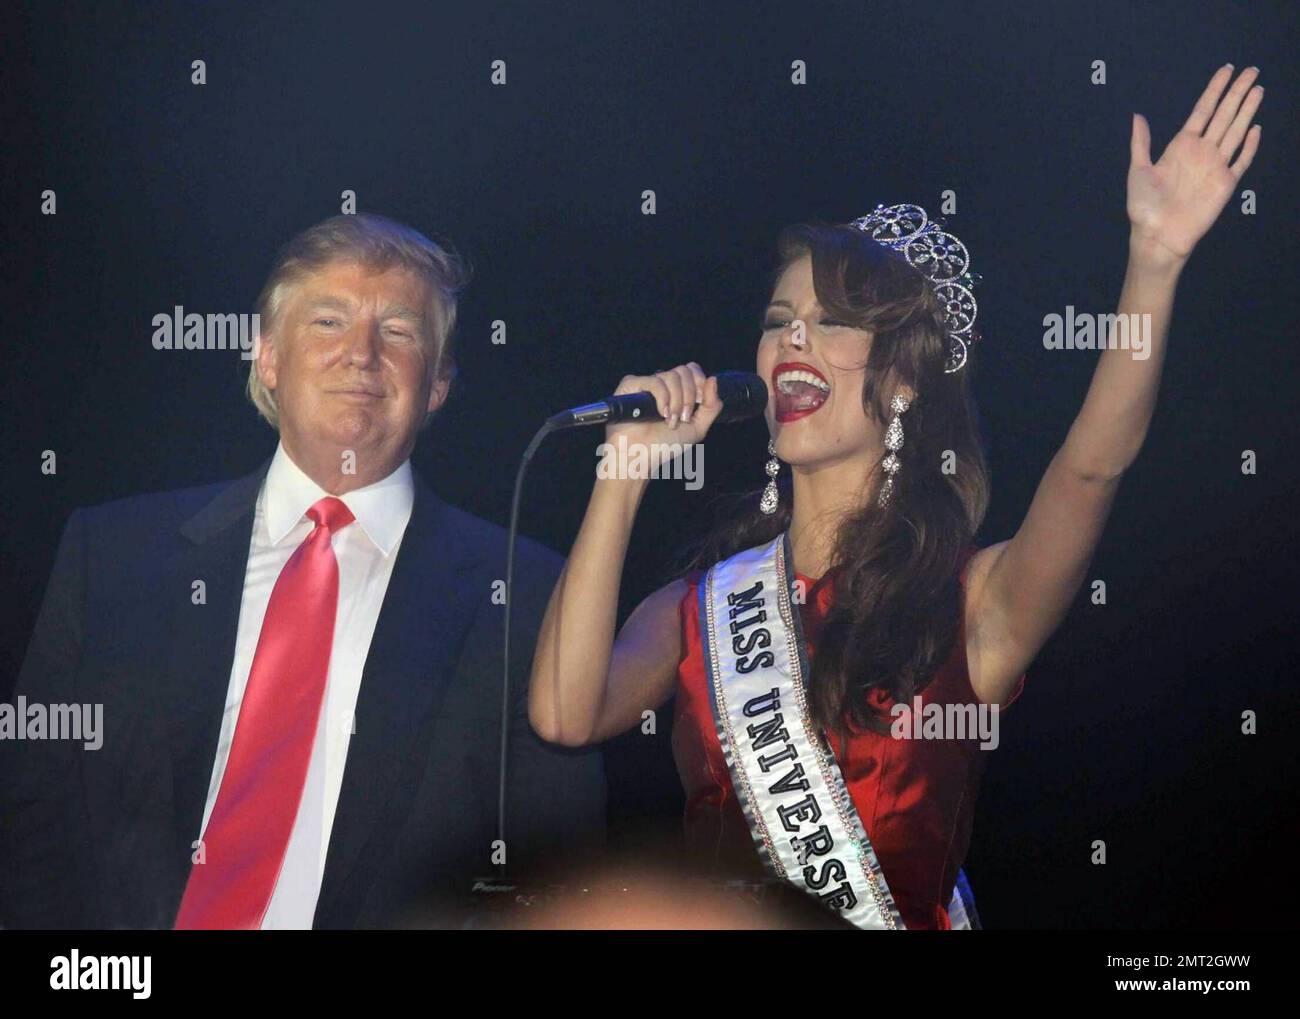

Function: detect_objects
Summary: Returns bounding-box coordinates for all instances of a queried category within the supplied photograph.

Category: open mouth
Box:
[772,362,830,423]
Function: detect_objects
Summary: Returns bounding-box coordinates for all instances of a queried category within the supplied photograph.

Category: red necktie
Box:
[174,495,355,929]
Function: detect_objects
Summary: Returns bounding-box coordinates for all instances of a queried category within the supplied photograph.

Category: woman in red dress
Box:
[671,549,1022,929]
[529,66,1262,928]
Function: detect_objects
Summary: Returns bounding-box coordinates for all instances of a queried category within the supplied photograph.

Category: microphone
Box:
[547,370,768,429]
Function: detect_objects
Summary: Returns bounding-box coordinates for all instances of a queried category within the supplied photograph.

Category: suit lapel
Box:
[161,458,271,910]
[313,473,479,925]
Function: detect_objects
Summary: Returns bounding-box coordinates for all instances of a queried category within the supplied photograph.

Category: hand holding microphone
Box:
[607,362,723,449]
[547,364,768,450]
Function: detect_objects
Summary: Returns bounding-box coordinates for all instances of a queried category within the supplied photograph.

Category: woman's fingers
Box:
[1204,66,1259,146]
[656,369,685,426]
[674,365,699,423]
[690,375,725,433]
[615,372,670,418]
[1229,124,1261,181]
[613,363,714,430]
[655,364,707,427]
[1219,82,1263,160]
[681,363,706,423]
[1181,64,1235,136]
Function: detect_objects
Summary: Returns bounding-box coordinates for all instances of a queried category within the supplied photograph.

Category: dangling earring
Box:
[878,394,910,508]
[760,438,781,514]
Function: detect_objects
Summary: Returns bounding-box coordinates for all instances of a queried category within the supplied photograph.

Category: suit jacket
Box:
[0,456,606,929]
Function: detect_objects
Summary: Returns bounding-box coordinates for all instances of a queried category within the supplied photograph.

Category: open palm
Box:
[1128,65,1263,261]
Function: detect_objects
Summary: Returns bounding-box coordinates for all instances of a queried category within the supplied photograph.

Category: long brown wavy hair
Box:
[684,222,991,736]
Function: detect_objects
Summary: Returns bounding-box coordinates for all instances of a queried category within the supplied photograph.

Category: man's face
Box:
[256,259,449,484]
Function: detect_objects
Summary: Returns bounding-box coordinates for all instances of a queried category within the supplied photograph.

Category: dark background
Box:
[3,0,1297,928]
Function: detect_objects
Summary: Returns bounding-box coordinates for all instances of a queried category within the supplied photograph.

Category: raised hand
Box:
[1127,64,1263,263]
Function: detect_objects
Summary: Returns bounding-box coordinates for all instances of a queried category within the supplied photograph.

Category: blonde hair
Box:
[247,213,470,429]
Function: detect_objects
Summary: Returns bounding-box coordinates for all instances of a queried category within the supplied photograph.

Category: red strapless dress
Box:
[671,549,1025,930]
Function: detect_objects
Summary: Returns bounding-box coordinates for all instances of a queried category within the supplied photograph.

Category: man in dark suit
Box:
[0,213,605,929]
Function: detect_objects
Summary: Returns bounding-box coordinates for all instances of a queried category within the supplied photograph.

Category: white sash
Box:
[699,533,976,930]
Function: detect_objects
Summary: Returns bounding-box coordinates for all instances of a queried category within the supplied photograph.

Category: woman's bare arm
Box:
[963,65,1263,706]
[529,364,722,745]
[529,475,689,745]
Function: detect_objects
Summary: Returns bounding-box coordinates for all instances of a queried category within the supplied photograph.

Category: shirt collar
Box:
[263,441,414,556]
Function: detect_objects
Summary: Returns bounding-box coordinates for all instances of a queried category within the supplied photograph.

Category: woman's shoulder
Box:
[675,568,707,611]
[957,542,982,586]
[642,572,697,612]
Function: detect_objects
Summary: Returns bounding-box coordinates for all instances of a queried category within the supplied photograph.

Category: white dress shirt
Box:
[198,442,415,929]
